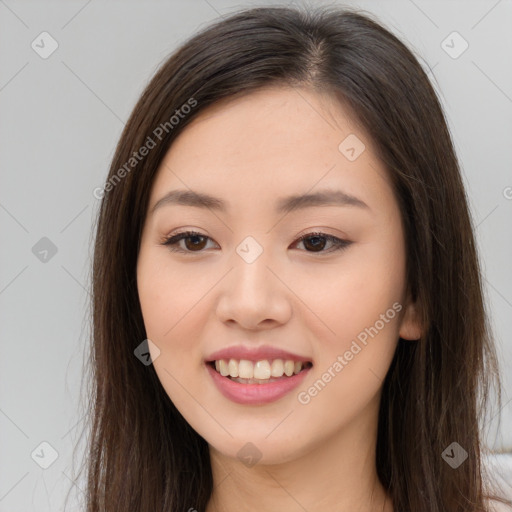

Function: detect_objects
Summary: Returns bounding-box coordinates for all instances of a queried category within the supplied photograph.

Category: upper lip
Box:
[205,345,312,363]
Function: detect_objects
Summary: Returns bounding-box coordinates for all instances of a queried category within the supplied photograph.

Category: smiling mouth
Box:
[207,359,313,384]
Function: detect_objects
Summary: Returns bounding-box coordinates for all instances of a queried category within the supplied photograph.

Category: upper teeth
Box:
[214,359,306,379]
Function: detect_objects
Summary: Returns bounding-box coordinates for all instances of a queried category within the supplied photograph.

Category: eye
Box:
[161,230,218,253]
[292,231,352,253]
[161,230,351,255]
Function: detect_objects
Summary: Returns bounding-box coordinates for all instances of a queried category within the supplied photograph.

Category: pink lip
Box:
[205,345,311,363]
[205,363,311,405]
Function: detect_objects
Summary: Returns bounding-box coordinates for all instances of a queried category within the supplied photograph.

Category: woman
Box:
[83,5,510,511]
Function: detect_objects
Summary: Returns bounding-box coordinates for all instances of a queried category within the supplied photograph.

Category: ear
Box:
[399,294,423,341]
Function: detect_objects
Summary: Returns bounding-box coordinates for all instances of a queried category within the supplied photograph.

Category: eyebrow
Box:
[151,188,369,215]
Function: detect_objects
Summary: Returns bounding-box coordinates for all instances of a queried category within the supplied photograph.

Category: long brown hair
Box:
[78,5,509,511]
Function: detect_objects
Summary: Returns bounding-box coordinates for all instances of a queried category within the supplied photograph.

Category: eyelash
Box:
[160,230,351,255]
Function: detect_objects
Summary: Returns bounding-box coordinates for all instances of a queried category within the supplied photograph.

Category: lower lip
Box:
[205,363,311,405]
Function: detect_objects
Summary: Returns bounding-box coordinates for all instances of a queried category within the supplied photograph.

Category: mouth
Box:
[205,357,313,405]
[206,358,313,384]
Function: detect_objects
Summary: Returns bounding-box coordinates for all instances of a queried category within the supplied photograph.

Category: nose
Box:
[215,247,292,330]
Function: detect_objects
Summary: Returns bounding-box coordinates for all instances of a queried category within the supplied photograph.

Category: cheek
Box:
[137,251,191,367]
[292,233,405,415]
[294,266,403,433]
[137,251,214,417]
[136,247,229,390]
[137,248,216,341]
[297,239,406,346]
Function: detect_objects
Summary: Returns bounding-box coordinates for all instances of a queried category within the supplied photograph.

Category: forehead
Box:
[149,86,391,213]
[164,86,367,164]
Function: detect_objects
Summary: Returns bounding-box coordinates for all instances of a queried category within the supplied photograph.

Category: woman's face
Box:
[137,86,420,465]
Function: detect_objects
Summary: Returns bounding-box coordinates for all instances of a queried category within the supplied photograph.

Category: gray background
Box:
[1,0,511,510]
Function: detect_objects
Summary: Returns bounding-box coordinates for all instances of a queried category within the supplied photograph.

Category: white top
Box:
[483,452,512,511]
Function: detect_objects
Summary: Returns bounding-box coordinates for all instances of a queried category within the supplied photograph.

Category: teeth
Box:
[270,359,284,377]
[212,358,309,380]
[238,360,253,379]
[254,360,271,380]
[228,358,239,377]
[219,359,229,377]
[284,360,294,377]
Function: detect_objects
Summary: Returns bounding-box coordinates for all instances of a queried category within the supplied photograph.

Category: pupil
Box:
[186,235,206,250]
[305,236,325,251]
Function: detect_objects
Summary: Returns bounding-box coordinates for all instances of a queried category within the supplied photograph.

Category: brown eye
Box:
[162,230,351,255]
[294,232,351,254]
[162,231,216,254]
[183,234,208,251]
[301,235,327,252]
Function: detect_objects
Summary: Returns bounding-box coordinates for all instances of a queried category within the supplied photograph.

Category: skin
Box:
[136,85,422,512]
